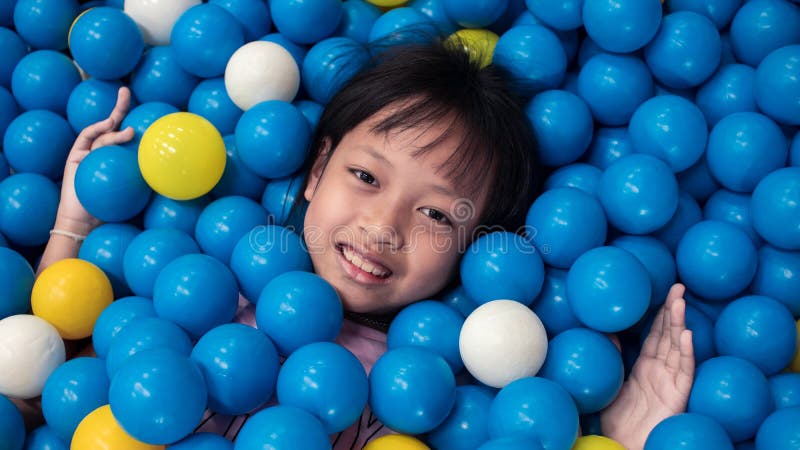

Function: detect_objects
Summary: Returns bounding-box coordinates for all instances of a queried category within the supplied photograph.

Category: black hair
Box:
[291,36,542,238]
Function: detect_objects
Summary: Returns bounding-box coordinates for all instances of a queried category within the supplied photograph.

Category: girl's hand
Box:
[56,87,135,235]
[600,283,695,450]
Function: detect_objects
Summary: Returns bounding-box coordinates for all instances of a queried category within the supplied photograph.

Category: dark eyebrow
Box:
[360,146,460,199]
[362,147,394,168]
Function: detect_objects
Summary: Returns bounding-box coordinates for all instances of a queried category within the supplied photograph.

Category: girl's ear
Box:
[304,138,332,202]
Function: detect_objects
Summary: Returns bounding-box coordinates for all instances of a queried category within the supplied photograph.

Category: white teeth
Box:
[342,246,390,278]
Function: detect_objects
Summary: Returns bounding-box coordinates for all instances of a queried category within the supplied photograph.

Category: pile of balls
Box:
[0,0,799,449]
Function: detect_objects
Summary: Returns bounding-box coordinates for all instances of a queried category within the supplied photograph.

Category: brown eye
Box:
[421,207,452,226]
[351,169,376,185]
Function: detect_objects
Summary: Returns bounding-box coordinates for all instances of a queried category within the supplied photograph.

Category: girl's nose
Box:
[358,200,407,251]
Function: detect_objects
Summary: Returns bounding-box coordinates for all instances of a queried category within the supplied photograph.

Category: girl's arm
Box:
[36,87,135,275]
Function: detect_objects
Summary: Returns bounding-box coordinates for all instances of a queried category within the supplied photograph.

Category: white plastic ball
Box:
[225,41,301,110]
[124,0,202,46]
[0,315,66,399]
[459,300,548,389]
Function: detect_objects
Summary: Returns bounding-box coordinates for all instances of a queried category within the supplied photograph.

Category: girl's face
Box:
[303,109,488,314]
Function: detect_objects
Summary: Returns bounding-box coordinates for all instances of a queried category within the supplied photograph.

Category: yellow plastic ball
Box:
[32,259,113,340]
[446,29,500,69]
[572,435,627,450]
[71,404,165,450]
[789,320,800,373]
[364,434,430,450]
[366,0,409,7]
[138,112,226,200]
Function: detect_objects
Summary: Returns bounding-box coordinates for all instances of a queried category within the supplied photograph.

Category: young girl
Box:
[37,40,694,450]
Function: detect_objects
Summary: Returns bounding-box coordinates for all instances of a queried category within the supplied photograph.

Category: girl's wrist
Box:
[53,214,98,237]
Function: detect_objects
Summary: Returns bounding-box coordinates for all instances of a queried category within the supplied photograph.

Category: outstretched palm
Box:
[601,283,695,450]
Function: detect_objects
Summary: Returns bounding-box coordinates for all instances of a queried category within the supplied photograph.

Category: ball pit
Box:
[0,1,799,448]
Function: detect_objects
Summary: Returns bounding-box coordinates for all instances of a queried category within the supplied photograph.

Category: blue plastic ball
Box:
[409,0,459,36]
[755,406,800,450]
[369,346,456,434]
[488,376,578,449]
[24,425,69,450]
[678,158,721,204]
[612,235,676,309]
[703,189,762,246]
[696,64,757,127]
[387,300,465,373]
[479,437,545,450]
[629,95,708,172]
[105,316,193,379]
[188,79,242,137]
[74,145,152,222]
[567,246,651,332]
[256,271,342,355]
[428,385,494,450]
[0,2,11,26]
[234,100,311,178]
[755,44,800,126]
[441,284,480,319]
[582,0,662,53]
[644,11,721,89]
[120,101,180,150]
[493,25,566,95]
[277,341,367,433]
[526,0,582,30]
[153,253,239,339]
[129,46,200,111]
[525,90,593,166]
[644,412,734,450]
[792,131,800,167]
[12,0,78,50]
[511,10,579,63]
[532,268,580,337]
[686,291,728,322]
[293,99,324,130]
[665,0,742,29]
[685,304,716,363]
[0,173,59,246]
[0,86,18,143]
[123,228,200,298]
[540,328,623,414]
[577,53,654,126]
[715,295,797,376]
[41,357,109,441]
[66,78,123,134]
[751,167,800,250]
[597,153,679,234]
[0,28,28,88]
[211,136,266,201]
[209,0,272,42]
[3,110,74,180]
[109,348,207,445]
[677,220,758,301]
[230,224,311,303]
[0,247,34,319]
[259,33,309,69]
[270,0,342,45]
[170,433,234,450]
[69,7,144,80]
[194,196,269,264]
[525,187,606,269]
[442,0,507,27]
[170,4,244,78]
[729,0,800,67]
[460,231,545,306]
[233,405,330,450]
[301,36,370,105]
[706,112,787,193]
[143,195,207,236]
[368,7,437,44]
[586,128,635,170]
[336,0,381,44]
[260,174,306,227]
[191,323,280,415]
[0,394,24,450]
[752,245,800,316]
[79,223,140,297]
[689,356,774,442]
[11,50,80,115]
[769,374,800,409]
[543,163,601,196]
[92,296,156,360]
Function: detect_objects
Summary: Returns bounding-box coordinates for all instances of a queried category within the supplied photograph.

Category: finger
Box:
[90,127,135,150]
[108,86,132,129]
[72,117,116,152]
[677,329,695,394]
[664,283,685,309]
[641,308,666,358]
[670,296,687,350]
[656,301,672,360]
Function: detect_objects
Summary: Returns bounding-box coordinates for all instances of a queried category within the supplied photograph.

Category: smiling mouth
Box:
[336,244,393,280]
